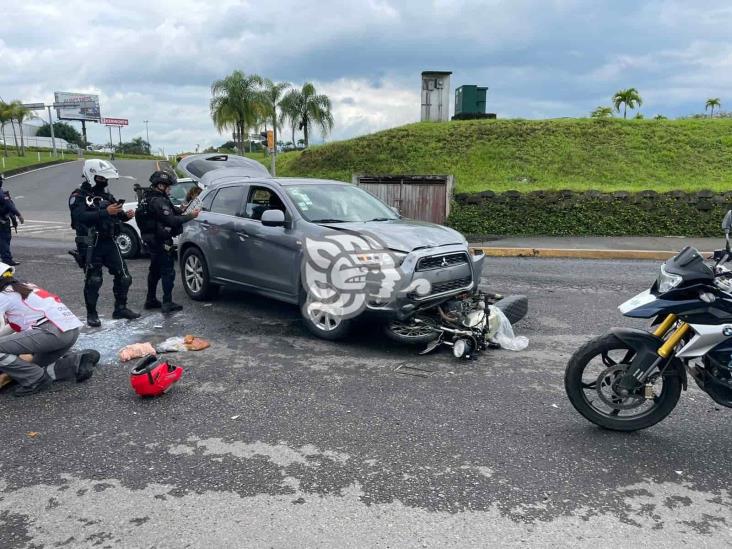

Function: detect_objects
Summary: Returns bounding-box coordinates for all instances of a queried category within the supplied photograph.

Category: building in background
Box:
[455,85,488,116]
[420,71,452,122]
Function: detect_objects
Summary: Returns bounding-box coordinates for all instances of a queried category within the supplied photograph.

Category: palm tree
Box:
[2,101,20,156]
[210,70,263,155]
[612,88,643,119]
[590,106,613,119]
[11,101,35,156]
[0,101,12,157]
[260,79,290,156]
[705,98,721,118]
[281,83,334,148]
[278,92,300,150]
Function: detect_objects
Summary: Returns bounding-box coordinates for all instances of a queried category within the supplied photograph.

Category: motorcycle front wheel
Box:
[565,333,682,431]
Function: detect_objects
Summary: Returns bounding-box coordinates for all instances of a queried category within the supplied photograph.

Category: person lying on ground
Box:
[0,263,100,397]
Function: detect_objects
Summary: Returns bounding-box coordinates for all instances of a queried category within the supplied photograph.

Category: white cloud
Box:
[2,0,732,152]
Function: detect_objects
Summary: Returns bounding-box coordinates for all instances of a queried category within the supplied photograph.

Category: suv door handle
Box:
[236,231,249,241]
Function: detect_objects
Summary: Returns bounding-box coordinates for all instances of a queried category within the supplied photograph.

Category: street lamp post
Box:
[45,106,57,156]
[144,120,150,152]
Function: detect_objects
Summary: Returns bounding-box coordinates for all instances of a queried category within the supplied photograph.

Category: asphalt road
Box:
[0,244,729,548]
[4,160,157,241]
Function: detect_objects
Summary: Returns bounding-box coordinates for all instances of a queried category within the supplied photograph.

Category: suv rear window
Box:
[209,186,245,216]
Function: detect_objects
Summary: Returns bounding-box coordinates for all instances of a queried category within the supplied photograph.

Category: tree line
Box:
[210,71,334,154]
[591,89,723,120]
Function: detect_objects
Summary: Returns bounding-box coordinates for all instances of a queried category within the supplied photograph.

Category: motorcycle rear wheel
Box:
[565,333,682,431]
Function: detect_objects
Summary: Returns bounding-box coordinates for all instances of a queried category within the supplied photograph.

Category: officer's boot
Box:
[161,291,183,314]
[86,309,101,328]
[113,301,141,320]
[144,277,162,309]
[84,267,103,327]
[112,272,140,320]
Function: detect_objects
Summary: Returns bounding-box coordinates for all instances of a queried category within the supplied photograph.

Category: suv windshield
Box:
[285,184,398,223]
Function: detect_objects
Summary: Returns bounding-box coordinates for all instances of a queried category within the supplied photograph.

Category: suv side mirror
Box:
[261,209,285,227]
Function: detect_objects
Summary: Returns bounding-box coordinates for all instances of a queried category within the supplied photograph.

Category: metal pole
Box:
[271,142,276,177]
[46,105,57,157]
[108,126,115,160]
[144,120,150,150]
[118,126,122,146]
[81,120,87,148]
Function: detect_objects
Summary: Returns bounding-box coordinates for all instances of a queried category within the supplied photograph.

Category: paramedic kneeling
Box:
[0,263,100,397]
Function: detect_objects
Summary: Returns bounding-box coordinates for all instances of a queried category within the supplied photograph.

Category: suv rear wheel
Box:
[181,247,219,300]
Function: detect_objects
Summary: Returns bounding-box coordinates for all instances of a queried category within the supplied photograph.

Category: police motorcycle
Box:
[565,211,732,431]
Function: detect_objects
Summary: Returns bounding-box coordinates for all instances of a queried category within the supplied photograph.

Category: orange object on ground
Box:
[119,342,157,362]
[184,335,210,351]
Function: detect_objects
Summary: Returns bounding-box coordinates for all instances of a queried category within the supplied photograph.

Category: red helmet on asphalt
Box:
[130,356,183,397]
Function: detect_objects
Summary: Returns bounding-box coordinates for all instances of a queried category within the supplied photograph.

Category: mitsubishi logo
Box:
[724,326,732,337]
[440,257,449,267]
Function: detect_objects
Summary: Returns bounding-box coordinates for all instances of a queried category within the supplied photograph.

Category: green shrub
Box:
[448,190,731,237]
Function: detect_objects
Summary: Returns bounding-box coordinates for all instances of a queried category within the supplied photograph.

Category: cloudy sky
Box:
[3,0,731,153]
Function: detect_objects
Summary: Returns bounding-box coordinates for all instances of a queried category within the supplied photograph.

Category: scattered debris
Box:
[156,335,210,353]
[119,342,157,362]
[27,432,39,438]
[230,415,240,420]
[394,363,435,378]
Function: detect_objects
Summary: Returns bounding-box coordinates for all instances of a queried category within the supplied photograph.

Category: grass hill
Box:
[272,118,732,193]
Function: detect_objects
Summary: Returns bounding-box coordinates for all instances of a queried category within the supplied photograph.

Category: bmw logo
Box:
[724,326,732,337]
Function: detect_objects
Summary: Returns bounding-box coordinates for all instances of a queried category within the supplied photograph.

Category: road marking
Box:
[15,220,72,236]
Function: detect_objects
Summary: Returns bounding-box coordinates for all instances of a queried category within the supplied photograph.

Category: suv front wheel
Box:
[299,287,352,340]
[181,247,219,300]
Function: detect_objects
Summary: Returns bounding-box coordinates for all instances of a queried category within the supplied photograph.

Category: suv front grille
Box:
[429,277,472,296]
[417,252,469,271]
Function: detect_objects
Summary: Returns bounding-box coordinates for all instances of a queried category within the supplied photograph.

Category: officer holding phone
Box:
[68,159,140,327]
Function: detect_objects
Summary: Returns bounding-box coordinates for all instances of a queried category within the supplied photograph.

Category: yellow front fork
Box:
[652,314,690,358]
[653,314,677,338]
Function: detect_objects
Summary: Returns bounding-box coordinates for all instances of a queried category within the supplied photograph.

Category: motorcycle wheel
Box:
[565,333,682,432]
[384,317,440,345]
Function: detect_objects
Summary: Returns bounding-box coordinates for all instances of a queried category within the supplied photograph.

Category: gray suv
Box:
[177,163,484,340]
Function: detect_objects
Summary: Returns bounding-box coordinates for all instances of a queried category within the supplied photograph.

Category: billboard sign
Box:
[54,91,101,122]
[102,117,128,126]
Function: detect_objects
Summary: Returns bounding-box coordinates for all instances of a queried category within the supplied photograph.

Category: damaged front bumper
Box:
[364,245,486,320]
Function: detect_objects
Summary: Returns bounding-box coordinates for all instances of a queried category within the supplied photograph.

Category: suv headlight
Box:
[355,251,406,268]
[657,264,683,293]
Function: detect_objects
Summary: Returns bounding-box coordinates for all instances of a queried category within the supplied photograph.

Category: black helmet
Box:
[149,170,177,187]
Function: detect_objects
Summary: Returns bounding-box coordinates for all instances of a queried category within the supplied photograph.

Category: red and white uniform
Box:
[0,286,83,333]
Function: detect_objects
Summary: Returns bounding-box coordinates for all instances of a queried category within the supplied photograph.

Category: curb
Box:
[2,159,75,178]
[470,246,707,261]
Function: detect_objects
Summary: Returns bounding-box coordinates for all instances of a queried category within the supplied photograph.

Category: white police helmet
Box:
[82,159,119,186]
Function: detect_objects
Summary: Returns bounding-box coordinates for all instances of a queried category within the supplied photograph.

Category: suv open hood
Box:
[320,219,465,253]
[177,153,271,183]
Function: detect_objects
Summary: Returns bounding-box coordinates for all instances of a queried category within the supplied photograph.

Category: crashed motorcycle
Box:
[565,211,732,431]
[385,290,528,358]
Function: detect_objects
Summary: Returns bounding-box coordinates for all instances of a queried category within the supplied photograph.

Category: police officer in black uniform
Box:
[69,160,140,327]
[139,170,199,313]
[0,174,24,266]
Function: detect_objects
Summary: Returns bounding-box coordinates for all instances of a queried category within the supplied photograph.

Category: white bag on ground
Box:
[486,305,529,351]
